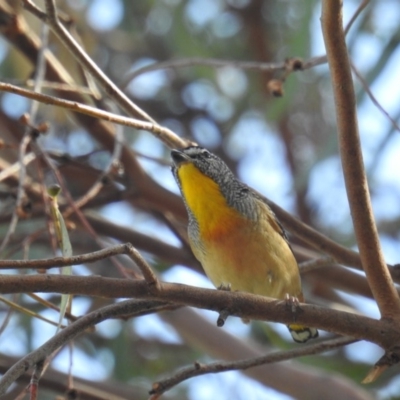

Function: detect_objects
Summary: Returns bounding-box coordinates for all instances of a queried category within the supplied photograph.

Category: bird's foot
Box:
[217,283,232,291]
[216,283,232,327]
[285,293,301,316]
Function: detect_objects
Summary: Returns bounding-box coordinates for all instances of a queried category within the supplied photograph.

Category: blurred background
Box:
[0,0,400,399]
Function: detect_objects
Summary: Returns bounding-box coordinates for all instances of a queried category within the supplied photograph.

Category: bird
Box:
[171,145,318,343]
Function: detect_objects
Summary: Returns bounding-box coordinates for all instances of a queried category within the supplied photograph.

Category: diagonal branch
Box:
[150,336,356,398]
[0,82,184,149]
[321,0,400,318]
[23,0,155,123]
[351,63,400,134]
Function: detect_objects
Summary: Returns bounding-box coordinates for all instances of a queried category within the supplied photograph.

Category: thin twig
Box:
[29,293,79,323]
[0,152,36,183]
[3,77,96,94]
[367,106,400,178]
[344,0,370,35]
[0,133,31,254]
[0,23,49,254]
[121,57,287,88]
[299,256,335,274]
[150,336,356,398]
[64,103,125,216]
[122,0,368,88]
[0,82,186,149]
[352,63,400,134]
[125,243,159,286]
[0,241,159,285]
[321,1,400,318]
[0,297,16,336]
[0,243,131,270]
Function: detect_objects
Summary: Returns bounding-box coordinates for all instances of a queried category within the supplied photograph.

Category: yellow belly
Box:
[190,202,302,300]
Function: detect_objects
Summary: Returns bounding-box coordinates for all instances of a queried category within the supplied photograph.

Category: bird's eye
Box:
[201,150,211,158]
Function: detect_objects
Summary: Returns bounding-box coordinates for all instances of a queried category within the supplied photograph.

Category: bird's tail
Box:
[288,324,318,343]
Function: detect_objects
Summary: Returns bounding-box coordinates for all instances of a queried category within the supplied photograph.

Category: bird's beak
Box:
[171,149,190,166]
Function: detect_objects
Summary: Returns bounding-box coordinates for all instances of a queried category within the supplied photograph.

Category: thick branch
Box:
[321,1,400,318]
[0,274,396,348]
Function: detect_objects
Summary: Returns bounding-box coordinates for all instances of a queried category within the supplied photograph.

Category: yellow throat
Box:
[177,163,244,238]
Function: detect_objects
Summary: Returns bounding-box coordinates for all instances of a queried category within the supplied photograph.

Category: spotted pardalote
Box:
[171,146,318,343]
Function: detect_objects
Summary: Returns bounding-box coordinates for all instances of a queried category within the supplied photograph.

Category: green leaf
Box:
[47,185,73,332]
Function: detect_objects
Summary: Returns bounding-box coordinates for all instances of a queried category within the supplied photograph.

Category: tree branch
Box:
[0,243,130,270]
[161,308,372,400]
[321,0,400,318]
[23,0,155,123]
[0,82,185,149]
[0,274,396,348]
[150,336,356,398]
